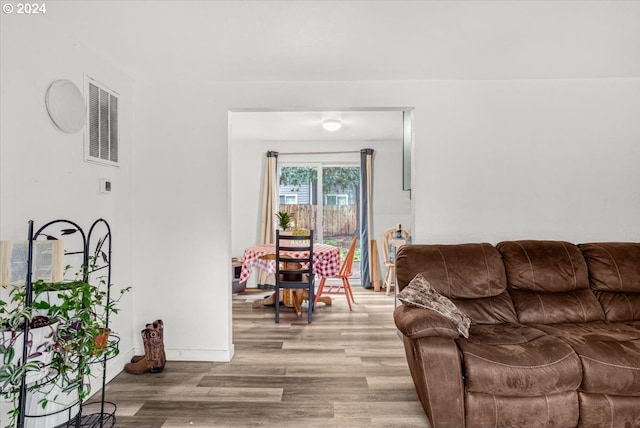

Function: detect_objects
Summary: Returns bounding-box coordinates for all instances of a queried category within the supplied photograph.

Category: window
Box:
[325,194,348,206]
[279,194,298,205]
[85,75,119,166]
[278,162,359,245]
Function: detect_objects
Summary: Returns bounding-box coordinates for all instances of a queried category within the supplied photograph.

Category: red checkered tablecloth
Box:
[239,243,340,283]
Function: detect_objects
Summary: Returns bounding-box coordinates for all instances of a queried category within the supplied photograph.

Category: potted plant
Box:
[31,261,130,393]
[92,327,111,352]
[276,211,292,231]
[1,285,60,427]
[0,260,130,428]
[1,287,59,416]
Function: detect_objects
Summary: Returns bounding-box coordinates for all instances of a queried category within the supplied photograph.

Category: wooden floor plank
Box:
[95,287,431,427]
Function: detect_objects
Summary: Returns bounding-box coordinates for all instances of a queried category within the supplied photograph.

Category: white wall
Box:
[133,78,640,362]
[0,16,136,383]
[419,79,640,243]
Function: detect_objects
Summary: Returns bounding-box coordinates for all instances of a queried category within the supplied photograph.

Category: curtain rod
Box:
[277,150,362,155]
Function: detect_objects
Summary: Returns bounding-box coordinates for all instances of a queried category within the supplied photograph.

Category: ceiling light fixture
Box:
[322,118,342,132]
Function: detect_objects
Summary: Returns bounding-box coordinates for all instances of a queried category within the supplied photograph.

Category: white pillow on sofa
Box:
[398,273,471,338]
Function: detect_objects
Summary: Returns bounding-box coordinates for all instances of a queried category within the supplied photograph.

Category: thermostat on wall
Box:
[99,179,112,194]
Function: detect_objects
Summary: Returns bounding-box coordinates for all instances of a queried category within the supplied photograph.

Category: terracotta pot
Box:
[93,327,111,350]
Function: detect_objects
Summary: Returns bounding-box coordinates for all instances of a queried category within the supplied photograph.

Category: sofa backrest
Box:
[395,243,518,324]
[497,240,605,324]
[579,242,640,322]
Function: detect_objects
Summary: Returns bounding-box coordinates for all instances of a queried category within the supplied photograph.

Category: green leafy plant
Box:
[1,285,57,426]
[0,259,130,428]
[276,211,292,230]
[0,292,56,426]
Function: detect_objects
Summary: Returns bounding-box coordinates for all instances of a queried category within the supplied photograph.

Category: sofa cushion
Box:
[532,321,640,345]
[396,243,518,324]
[579,242,640,321]
[466,391,578,428]
[573,339,640,395]
[457,324,582,396]
[498,240,590,292]
[627,320,640,332]
[397,273,471,337]
[497,240,605,323]
[534,322,640,395]
[451,292,519,325]
[463,322,547,345]
[593,292,640,322]
[578,392,640,428]
[579,242,640,292]
[509,288,607,324]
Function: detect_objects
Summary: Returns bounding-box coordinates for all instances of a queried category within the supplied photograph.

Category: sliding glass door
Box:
[278,163,360,279]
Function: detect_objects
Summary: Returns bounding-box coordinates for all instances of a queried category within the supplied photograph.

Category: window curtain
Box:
[359,149,374,289]
[258,151,278,287]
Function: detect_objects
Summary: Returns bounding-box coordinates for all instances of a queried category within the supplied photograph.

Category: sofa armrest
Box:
[401,334,466,428]
[394,304,461,339]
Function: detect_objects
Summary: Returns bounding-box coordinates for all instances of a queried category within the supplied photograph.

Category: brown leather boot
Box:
[151,320,166,369]
[130,320,165,364]
[124,324,165,374]
[130,324,150,363]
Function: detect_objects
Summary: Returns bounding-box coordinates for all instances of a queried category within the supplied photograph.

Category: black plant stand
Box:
[15,219,118,428]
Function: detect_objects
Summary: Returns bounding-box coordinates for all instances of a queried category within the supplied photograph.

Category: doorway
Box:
[229,109,413,290]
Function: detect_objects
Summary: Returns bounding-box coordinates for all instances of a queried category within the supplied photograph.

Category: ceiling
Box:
[19,1,638,143]
[38,1,640,84]
[230,110,404,142]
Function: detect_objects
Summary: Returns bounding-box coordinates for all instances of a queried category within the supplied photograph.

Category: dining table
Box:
[239,243,341,316]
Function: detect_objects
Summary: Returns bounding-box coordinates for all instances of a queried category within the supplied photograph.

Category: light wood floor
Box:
[99,286,430,427]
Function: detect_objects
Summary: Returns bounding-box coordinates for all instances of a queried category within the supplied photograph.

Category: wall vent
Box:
[84,75,119,167]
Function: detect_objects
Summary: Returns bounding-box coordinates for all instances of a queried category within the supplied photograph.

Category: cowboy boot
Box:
[124,328,152,374]
[130,323,150,363]
[130,320,165,364]
[124,324,164,374]
[150,319,166,370]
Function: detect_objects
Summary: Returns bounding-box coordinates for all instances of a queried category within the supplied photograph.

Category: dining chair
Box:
[275,229,314,323]
[381,228,411,295]
[313,235,357,311]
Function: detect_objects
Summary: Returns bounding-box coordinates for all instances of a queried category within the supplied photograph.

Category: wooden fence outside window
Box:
[280,204,357,237]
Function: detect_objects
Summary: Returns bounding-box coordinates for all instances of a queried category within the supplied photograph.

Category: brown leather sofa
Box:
[393,240,640,428]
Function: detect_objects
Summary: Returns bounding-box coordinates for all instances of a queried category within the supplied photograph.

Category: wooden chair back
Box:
[381,228,411,264]
[338,236,358,277]
[275,230,314,283]
[274,229,315,323]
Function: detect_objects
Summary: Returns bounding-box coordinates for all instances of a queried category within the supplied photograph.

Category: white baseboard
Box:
[127,345,235,362]
[165,345,235,362]
[85,344,235,401]
[0,346,235,423]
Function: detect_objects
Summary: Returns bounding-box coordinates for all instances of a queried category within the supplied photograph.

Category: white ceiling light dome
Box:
[322,113,342,131]
[322,118,342,131]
